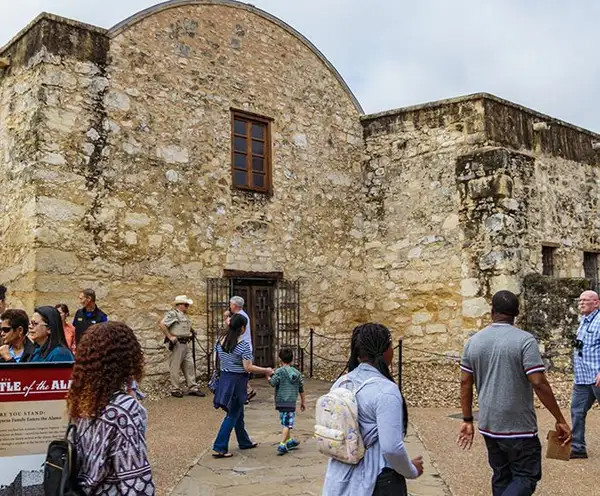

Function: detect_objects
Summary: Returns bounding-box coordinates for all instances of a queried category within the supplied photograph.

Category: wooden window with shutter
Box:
[584,252,599,292]
[542,246,556,276]
[231,111,272,194]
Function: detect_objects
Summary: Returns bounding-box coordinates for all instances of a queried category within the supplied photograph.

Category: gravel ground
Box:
[144,391,222,495]
[401,362,580,408]
[411,407,600,496]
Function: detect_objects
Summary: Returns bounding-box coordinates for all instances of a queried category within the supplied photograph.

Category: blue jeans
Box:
[571,383,600,453]
[484,436,541,496]
[212,394,253,453]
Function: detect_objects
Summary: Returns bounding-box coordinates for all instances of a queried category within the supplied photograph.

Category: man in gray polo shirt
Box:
[457,290,571,495]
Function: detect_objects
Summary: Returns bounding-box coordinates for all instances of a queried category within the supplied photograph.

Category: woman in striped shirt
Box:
[212,313,273,458]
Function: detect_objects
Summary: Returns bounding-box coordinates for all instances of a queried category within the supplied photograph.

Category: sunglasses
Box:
[0,326,14,334]
[573,339,584,357]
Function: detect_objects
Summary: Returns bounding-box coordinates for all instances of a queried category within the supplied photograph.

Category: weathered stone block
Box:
[412,311,432,325]
[35,249,79,274]
[104,91,131,111]
[462,297,489,318]
[37,197,85,221]
[489,274,521,295]
[425,323,447,334]
[156,145,189,164]
[460,278,480,297]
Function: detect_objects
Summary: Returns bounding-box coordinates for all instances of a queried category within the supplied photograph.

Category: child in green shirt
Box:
[268,348,306,454]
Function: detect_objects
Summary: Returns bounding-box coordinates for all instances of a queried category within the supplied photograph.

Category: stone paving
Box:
[171,379,450,495]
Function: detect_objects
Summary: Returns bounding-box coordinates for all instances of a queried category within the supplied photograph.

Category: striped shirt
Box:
[573,309,600,385]
[461,323,545,438]
[217,340,253,373]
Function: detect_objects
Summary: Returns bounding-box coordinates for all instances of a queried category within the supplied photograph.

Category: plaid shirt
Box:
[573,309,600,384]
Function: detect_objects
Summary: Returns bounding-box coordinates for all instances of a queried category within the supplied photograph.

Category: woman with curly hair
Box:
[68,321,154,495]
[323,323,423,496]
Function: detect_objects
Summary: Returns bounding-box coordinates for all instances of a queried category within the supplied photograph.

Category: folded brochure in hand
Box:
[546,430,571,461]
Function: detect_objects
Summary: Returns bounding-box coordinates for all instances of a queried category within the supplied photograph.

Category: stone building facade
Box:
[1,0,598,382]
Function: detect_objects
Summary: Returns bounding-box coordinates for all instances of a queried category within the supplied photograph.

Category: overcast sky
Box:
[2,1,599,131]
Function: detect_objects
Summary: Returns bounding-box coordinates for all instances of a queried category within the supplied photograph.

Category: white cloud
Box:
[1,0,599,130]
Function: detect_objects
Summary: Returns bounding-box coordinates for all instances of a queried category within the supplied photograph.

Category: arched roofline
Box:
[108,0,363,113]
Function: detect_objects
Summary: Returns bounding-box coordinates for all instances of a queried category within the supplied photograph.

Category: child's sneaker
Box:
[286,438,300,450]
[277,443,289,455]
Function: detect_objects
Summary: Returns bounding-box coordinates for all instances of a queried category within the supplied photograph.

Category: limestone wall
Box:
[360,99,489,357]
[524,155,600,279]
[483,97,600,282]
[0,36,49,310]
[7,4,363,378]
[360,95,600,361]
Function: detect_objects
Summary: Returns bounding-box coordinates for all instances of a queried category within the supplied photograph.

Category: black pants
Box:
[484,436,542,496]
[372,468,407,496]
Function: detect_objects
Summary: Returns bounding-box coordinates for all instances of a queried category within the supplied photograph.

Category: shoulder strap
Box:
[65,423,77,440]
[332,375,381,395]
[334,374,352,389]
[355,377,384,395]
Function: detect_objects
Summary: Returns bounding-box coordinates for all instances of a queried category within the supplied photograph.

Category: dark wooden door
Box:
[252,286,274,367]
[231,279,275,367]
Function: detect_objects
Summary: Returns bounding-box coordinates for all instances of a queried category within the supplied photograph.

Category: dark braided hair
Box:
[348,323,408,435]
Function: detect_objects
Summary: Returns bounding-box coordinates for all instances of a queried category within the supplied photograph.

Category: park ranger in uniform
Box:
[159,295,206,398]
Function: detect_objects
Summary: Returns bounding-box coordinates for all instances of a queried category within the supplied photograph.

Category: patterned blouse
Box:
[74,392,155,495]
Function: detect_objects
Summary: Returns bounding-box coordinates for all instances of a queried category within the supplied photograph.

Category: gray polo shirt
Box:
[460,323,546,438]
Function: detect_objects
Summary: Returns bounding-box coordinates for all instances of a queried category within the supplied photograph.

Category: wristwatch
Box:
[463,416,474,423]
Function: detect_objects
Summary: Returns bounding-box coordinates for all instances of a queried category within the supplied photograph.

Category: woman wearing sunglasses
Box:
[27,306,74,362]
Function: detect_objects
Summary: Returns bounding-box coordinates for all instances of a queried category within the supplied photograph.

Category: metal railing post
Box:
[309,328,314,378]
[397,337,403,391]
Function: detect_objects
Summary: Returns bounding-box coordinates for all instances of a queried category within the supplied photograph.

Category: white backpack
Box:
[314,376,381,464]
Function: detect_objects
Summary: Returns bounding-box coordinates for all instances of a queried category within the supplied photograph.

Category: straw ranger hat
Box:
[173,295,193,306]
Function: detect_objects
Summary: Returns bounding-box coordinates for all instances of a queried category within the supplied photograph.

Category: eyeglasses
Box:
[0,326,14,334]
[29,321,48,328]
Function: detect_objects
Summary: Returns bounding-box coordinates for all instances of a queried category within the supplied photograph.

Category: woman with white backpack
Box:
[321,323,424,495]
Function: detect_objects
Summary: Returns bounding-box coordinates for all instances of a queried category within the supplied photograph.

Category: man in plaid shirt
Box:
[571,290,600,459]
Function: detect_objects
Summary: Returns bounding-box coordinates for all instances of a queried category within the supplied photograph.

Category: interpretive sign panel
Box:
[0,363,73,490]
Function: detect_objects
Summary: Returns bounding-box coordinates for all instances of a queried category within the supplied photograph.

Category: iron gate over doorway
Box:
[206,276,300,375]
